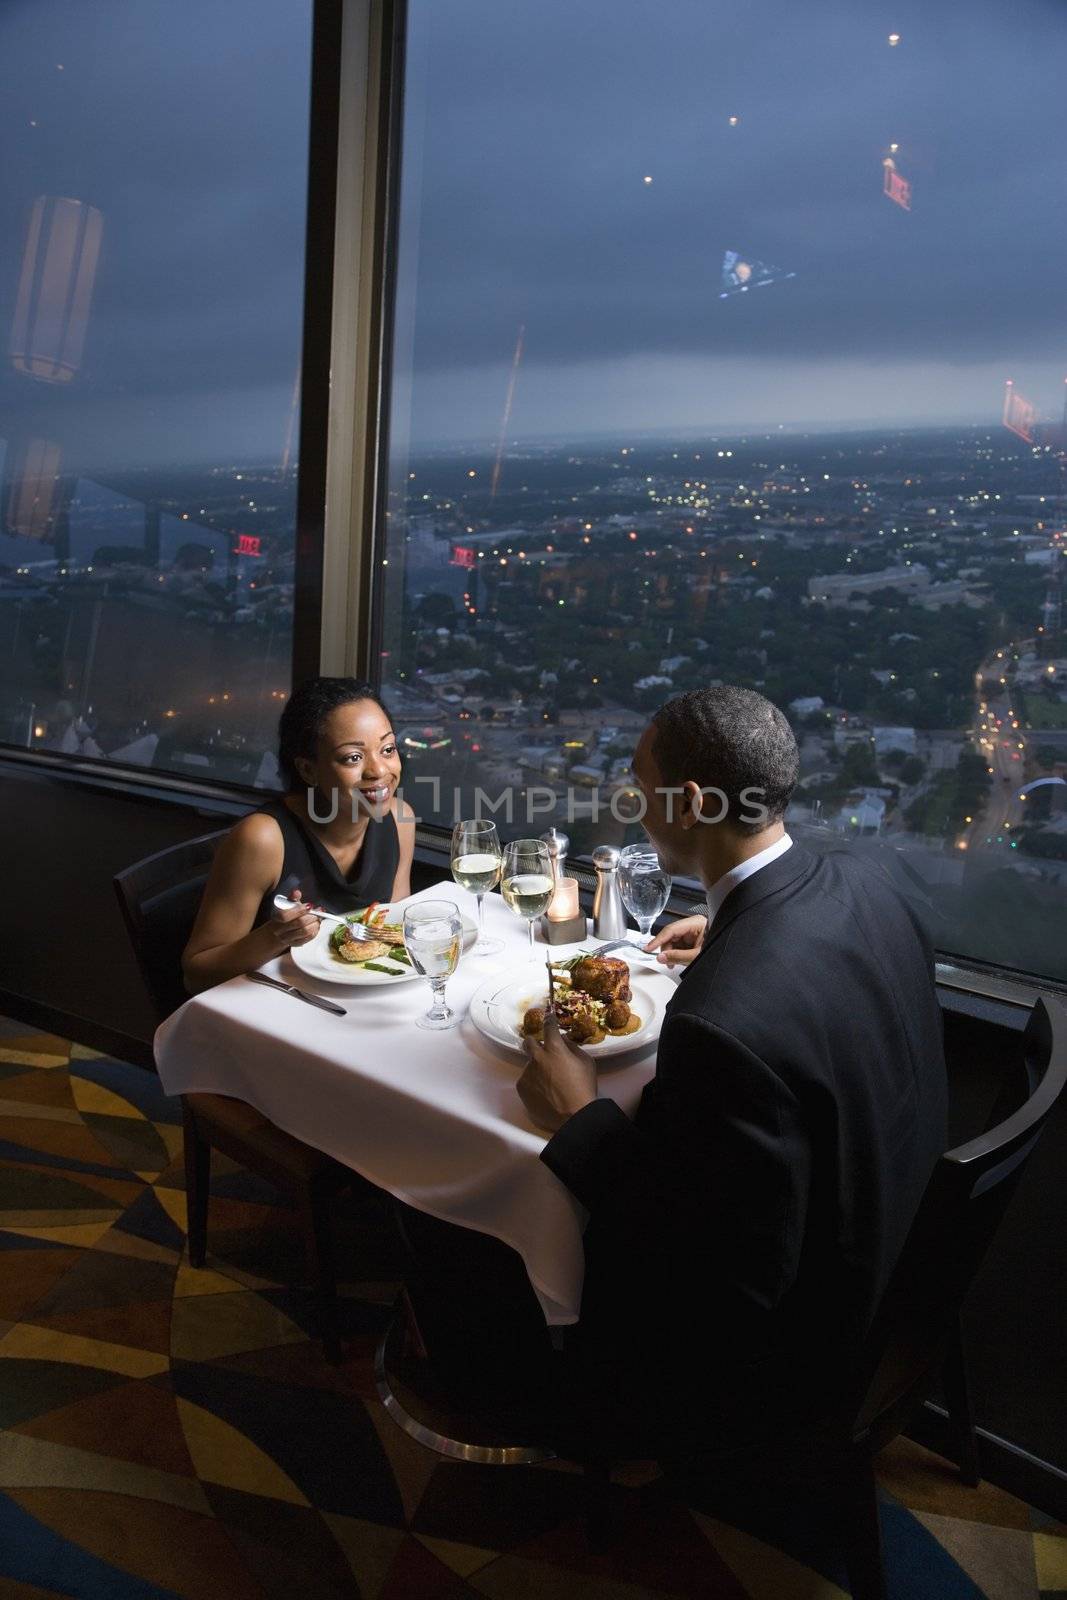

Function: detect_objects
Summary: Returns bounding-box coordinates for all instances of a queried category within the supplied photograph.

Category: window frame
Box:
[318,0,404,680]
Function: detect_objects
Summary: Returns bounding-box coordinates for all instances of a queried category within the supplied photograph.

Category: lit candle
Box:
[547,876,580,922]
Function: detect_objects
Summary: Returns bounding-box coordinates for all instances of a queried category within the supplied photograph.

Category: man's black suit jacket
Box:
[542,843,948,1447]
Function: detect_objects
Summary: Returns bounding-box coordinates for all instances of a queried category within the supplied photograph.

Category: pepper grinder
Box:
[592,844,627,940]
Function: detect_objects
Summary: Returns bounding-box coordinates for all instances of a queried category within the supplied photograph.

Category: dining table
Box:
[154,882,678,1326]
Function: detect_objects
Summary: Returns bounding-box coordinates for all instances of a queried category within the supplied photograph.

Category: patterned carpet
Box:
[1,1017,1066,1600]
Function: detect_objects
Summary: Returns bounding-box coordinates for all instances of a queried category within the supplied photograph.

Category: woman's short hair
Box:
[650,685,798,834]
[277,677,393,791]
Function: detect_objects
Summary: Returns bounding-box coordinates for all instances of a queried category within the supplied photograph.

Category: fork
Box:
[272,894,380,944]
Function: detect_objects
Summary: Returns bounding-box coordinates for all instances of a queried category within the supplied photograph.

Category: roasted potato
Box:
[568,1008,600,1042]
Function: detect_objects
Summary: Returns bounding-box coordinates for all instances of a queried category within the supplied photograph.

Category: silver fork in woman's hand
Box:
[272,895,380,943]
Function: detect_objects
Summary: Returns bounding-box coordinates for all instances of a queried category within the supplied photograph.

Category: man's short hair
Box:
[650,685,798,834]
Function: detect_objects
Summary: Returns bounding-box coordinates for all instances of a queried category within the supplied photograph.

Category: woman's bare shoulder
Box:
[223,809,287,870]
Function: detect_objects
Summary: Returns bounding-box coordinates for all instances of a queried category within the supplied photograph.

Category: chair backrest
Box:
[113,831,227,1024]
[849,996,1067,1442]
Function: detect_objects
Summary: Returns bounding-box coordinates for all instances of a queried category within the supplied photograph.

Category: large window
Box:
[379,0,1067,984]
[0,0,313,788]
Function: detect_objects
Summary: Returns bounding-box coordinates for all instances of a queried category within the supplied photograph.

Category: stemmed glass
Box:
[618,843,672,944]
[500,838,554,952]
[402,900,463,1030]
[450,819,504,956]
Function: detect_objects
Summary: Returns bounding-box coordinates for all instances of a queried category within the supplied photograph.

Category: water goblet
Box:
[618,843,672,944]
[403,899,463,1030]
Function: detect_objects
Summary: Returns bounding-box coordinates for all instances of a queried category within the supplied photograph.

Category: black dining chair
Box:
[114,831,369,1362]
[652,994,1067,1599]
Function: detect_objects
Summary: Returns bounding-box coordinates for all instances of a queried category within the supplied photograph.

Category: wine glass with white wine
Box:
[451,819,504,956]
[402,900,463,1030]
[500,838,554,952]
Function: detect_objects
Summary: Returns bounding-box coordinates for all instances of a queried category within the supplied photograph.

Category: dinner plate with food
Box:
[469,952,665,1059]
[289,900,478,986]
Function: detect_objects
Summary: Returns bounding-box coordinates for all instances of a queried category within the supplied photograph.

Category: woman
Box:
[183,677,415,993]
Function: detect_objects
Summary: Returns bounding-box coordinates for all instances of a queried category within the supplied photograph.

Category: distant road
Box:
[968,646,1027,849]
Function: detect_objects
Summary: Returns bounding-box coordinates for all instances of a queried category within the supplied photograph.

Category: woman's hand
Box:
[260,889,320,955]
[645,912,707,968]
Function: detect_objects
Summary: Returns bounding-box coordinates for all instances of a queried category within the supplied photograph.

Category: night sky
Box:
[1,0,1066,466]
[401,0,1067,444]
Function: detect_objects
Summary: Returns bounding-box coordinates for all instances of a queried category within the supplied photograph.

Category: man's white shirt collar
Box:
[705,834,793,928]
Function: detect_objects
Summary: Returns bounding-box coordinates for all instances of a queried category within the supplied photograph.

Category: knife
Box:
[246,971,347,1016]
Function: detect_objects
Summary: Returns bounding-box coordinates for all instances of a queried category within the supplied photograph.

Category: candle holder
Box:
[538,831,585,942]
[540,909,589,945]
[541,875,587,943]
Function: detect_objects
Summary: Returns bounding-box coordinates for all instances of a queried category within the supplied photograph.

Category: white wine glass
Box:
[500,838,554,952]
[403,900,463,1030]
[451,819,504,956]
[618,843,672,943]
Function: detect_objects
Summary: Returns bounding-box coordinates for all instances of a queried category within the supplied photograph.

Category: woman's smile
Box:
[356,780,394,806]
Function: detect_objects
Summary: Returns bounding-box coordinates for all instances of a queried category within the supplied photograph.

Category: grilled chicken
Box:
[569,955,630,1002]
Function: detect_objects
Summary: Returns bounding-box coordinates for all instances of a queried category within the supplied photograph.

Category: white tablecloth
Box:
[154,884,675,1324]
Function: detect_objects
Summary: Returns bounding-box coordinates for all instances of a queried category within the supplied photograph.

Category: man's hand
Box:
[645,912,707,967]
[518,1011,598,1134]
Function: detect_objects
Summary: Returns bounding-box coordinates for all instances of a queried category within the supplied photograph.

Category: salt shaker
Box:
[540,827,569,889]
[591,844,627,940]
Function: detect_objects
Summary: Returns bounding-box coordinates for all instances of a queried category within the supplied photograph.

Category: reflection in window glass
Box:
[381,0,1067,983]
[0,2,311,787]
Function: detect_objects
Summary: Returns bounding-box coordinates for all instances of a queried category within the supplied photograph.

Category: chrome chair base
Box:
[374,1305,556,1466]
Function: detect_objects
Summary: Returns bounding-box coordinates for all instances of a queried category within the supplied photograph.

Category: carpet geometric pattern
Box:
[0,1015,1064,1599]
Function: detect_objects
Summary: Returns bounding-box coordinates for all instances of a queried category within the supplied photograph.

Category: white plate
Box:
[289,902,478,986]
[469,962,665,1058]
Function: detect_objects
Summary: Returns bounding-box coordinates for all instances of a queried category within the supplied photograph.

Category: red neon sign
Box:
[451,544,476,568]
[234,533,262,556]
[882,160,911,211]
[1002,381,1038,444]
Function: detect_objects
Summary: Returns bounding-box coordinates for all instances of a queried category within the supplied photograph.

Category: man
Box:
[519,685,947,1458]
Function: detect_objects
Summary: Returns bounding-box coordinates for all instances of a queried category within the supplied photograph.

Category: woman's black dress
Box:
[252,798,400,925]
